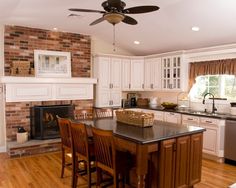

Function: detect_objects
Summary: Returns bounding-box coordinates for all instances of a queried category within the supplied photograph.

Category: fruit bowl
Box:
[161,102,178,109]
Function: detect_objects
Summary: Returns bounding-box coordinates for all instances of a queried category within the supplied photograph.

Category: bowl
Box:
[161,102,178,109]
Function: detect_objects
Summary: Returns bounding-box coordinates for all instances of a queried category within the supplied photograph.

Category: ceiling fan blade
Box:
[90,17,105,26]
[69,8,105,14]
[122,15,137,25]
[124,6,159,14]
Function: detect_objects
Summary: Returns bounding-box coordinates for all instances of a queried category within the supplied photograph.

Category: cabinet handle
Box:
[111,84,113,89]
[111,100,113,105]
[170,113,175,115]
[205,120,212,123]
[129,84,131,89]
[151,83,153,89]
[109,83,112,89]
[142,84,144,89]
[187,118,193,120]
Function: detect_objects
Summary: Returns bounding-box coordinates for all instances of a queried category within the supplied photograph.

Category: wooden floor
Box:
[0,152,236,188]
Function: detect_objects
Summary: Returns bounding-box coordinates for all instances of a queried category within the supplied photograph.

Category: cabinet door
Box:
[189,133,203,186]
[95,89,110,107]
[158,139,176,188]
[122,58,131,90]
[110,90,121,107]
[130,59,144,90]
[175,136,190,188]
[152,58,162,90]
[172,56,181,89]
[164,112,182,124]
[161,56,182,90]
[144,59,152,90]
[162,57,172,89]
[96,56,110,90]
[144,58,161,90]
[110,58,122,90]
[201,125,217,155]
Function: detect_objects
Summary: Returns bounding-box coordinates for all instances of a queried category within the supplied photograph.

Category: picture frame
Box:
[34,50,71,78]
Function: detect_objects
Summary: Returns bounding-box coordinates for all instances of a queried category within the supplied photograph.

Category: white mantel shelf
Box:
[0,76,97,84]
[0,76,97,102]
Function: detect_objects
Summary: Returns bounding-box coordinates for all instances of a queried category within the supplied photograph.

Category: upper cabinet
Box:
[122,58,144,91]
[130,58,144,90]
[93,56,122,107]
[144,57,161,90]
[161,54,188,91]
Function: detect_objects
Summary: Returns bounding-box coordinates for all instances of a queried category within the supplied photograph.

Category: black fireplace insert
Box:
[31,104,74,139]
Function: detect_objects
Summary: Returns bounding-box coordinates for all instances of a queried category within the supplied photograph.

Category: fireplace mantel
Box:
[0,76,97,84]
[0,76,97,102]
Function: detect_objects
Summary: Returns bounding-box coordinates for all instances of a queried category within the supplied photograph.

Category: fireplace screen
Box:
[31,104,74,139]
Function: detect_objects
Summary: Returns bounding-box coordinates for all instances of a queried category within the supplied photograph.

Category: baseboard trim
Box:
[0,145,6,153]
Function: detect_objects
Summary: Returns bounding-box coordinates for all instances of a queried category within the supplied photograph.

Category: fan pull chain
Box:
[113,24,116,52]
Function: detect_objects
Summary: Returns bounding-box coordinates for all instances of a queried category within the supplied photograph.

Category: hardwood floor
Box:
[0,152,236,188]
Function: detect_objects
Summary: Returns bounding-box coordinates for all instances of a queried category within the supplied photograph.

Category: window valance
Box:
[189,58,236,90]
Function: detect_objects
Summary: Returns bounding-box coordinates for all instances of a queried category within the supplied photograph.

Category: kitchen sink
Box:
[190,111,226,116]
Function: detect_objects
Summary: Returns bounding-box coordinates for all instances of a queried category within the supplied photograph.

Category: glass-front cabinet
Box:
[162,55,182,90]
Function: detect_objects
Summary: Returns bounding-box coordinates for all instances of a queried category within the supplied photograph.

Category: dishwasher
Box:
[224,119,236,165]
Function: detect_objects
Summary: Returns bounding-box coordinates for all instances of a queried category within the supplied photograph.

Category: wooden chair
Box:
[74,108,94,120]
[94,107,114,118]
[56,115,72,178]
[70,121,95,188]
[92,127,131,188]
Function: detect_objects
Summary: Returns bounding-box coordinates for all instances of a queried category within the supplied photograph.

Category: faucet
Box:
[202,92,217,114]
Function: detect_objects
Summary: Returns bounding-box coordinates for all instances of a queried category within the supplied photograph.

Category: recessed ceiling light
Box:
[134,41,140,45]
[192,26,200,31]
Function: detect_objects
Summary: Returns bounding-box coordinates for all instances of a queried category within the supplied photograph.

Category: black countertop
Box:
[80,118,205,144]
[127,106,236,120]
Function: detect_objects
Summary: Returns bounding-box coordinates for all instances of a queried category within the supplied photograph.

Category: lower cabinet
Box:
[164,112,182,124]
[149,133,203,188]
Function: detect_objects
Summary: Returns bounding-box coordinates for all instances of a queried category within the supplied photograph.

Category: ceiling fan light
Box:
[104,13,125,25]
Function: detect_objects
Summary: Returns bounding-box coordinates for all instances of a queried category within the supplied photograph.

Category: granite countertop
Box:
[128,106,236,120]
[80,118,205,144]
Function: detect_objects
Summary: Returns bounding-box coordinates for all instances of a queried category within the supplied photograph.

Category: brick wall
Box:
[4,25,94,141]
[4,25,91,77]
[6,100,93,141]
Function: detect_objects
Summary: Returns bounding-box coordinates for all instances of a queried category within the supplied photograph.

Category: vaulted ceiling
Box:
[1,0,236,55]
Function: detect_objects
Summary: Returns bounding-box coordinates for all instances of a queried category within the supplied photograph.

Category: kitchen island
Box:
[80,118,205,188]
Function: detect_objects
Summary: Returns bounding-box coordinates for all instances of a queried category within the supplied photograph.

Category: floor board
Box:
[0,152,236,188]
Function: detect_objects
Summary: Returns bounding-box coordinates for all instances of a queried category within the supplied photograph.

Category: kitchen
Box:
[1,0,236,187]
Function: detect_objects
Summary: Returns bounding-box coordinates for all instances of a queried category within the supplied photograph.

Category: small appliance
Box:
[127,93,137,107]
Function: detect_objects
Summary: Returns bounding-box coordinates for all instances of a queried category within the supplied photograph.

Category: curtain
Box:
[189,58,236,90]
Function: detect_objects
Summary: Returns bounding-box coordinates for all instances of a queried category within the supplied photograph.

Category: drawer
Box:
[182,115,199,122]
[200,117,219,125]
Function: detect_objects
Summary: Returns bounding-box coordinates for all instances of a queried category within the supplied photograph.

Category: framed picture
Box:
[34,50,71,78]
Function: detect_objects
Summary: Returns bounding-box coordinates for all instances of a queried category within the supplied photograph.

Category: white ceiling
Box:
[0,0,236,55]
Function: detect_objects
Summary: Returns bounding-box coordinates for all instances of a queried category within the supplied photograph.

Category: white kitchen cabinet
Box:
[164,112,182,124]
[182,115,199,126]
[94,56,122,107]
[130,58,144,90]
[199,117,225,158]
[161,55,187,91]
[122,58,131,91]
[144,58,162,90]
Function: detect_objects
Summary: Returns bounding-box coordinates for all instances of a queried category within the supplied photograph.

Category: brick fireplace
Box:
[1,25,97,157]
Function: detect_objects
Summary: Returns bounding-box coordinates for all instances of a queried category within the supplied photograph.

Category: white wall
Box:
[91,36,134,56]
[0,24,6,152]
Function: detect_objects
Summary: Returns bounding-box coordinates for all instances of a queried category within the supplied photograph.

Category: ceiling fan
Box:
[69,0,160,26]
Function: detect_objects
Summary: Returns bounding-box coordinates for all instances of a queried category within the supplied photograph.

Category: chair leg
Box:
[72,156,79,188]
[61,147,65,178]
[96,167,102,187]
[87,160,91,188]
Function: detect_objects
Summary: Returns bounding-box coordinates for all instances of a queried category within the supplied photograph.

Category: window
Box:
[190,75,236,100]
